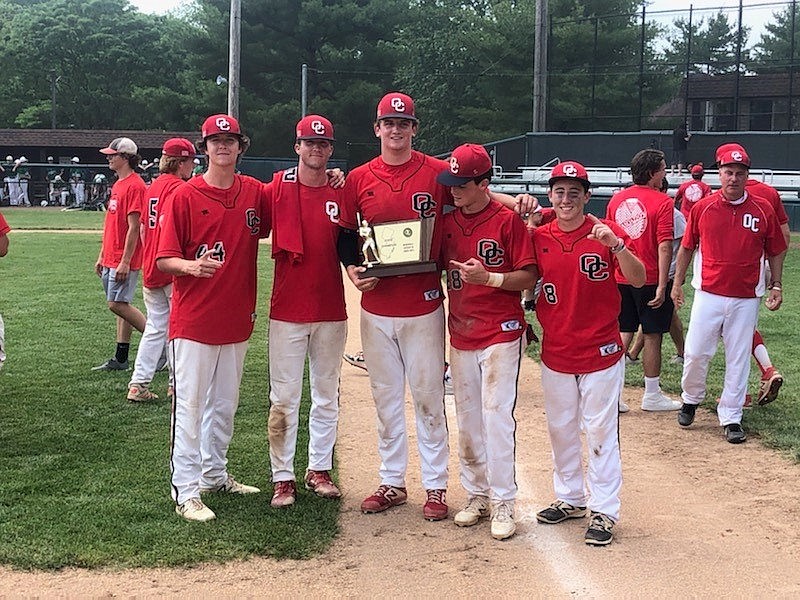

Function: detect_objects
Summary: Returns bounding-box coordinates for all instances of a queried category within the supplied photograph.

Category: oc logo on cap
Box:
[391,97,406,112]
[216,117,231,131]
[449,156,460,174]
[562,164,578,178]
[311,120,326,135]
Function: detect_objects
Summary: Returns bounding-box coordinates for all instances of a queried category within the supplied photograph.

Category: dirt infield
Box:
[2,281,799,597]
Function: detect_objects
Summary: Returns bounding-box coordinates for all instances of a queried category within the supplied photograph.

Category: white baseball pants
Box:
[130,284,172,386]
[18,180,29,206]
[6,178,19,206]
[71,182,85,206]
[450,337,524,503]
[361,306,449,490]
[169,338,248,505]
[681,289,760,425]
[268,318,347,482]
[540,359,624,522]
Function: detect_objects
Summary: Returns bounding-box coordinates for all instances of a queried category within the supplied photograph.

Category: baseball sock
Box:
[115,343,130,364]
[751,330,772,375]
[644,376,660,394]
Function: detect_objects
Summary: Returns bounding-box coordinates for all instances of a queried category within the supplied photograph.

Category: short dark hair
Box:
[122,153,140,170]
[472,169,493,185]
[196,134,251,155]
[630,149,665,185]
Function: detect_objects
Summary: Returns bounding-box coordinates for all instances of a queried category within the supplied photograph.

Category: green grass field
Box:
[0,218,339,569]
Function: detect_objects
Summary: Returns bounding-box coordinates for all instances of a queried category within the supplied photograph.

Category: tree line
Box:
[0,0,797,163]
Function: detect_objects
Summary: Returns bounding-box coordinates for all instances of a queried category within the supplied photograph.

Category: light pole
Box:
[50,69,59,129]
[228,0,241,118]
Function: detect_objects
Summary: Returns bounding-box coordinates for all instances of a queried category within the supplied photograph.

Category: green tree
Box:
[751,3,800,73]
[662,11,749,75]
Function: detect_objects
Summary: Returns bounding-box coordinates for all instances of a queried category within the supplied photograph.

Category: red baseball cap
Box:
[690,163,704,175]
[376,92,418,122]
[201,114,243,139]
[437,143,492,186]
[296,115,335,141]
[549,161,591,187]
[716,144,751,168]
[162,138,195,158]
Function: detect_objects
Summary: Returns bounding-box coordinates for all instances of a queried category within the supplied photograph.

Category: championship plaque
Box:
[357,216,437,278]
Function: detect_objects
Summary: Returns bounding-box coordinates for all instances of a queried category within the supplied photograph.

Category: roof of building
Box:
[0,128,199,151]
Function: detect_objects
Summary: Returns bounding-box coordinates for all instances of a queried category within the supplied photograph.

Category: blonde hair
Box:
[159,155,190,174]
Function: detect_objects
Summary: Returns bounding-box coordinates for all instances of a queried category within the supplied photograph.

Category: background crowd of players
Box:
[0,91,787,549]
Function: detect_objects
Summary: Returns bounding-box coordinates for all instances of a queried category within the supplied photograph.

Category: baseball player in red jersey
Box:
[337,92,535,521]
[672,145,787,444]
[93,137,148,371]
[606,149,680,411]
[0,210,9,371]
[715,143,788,406]
[157,114,268,522]
[126,138,195,402]
[532,162,645,546]
[267,115,347,508]
[437,144,536,540]
[675,163,712,219]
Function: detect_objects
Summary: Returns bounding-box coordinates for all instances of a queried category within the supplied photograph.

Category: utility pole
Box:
[532,0,548,132]
[228,0,241,118]
[301,63,308,117]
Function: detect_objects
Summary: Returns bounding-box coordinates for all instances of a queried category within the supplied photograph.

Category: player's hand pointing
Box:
[450,258,489,285]
[187,250,223,278]
[586,214,618,247]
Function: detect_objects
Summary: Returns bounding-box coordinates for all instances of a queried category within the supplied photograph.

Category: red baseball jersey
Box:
[340,150,452,317]
[746,179,788,225]
[533,217,630,374]
[441,200,535,350]
[676,179,712,219]
[157,174,270,344]
[267,168,347,323]
[0,211,9,237]
[682,191,787,298]
[101,173,146,270]
[141,174,184,289]
[606,185,673,286]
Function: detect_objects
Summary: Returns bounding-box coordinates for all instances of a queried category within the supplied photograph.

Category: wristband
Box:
[769,281,782,290]
[610,239,625,254]
[771,286,782,292]
[486,272,505,288]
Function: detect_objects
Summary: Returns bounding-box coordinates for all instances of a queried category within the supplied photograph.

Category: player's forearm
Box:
[157,256,193,276]
[617,248,646,288]
[120,221,141,264]
[673,246,693,286]
[657,241,672,288]
[781,223,790,249]
[767,252,785,287]
[493,267,538,292]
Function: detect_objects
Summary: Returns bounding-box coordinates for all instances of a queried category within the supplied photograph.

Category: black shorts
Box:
[618,282,674,334]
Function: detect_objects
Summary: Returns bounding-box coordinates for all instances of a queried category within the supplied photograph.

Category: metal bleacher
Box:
[491,158,800,230]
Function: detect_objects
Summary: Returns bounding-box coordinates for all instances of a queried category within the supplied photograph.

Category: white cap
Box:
[47,156,54,161]
[100,137,138,155]
[5,155,12,161]
[71,156,79,163]
[19,156,27,163]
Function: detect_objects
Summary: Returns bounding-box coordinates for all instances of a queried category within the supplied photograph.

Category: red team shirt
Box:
[682,191,787,298]
[533,218,630,374]
[605,185,673,285]
[267,169,347,323]
[340,150,452,317]
[101,173,146,270]
[441,200,535,351]
[746,179,788,225]
[157,175,270,345]
[141,174,184,289]
[676,179,712,219]
[0,211,9,237]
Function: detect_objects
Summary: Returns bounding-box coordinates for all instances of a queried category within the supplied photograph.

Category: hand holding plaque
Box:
[357,216,437,278]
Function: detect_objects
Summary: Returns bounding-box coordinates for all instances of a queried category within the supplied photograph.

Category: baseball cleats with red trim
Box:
[304,470,342,499]
[423,489,448,521]
[758,367,783,406]
[361,485,407,513]
[454,495,490,527]
[585,512,615,546]
[127,383,158,402]
[490,501,516,540]
[271,480,297,508]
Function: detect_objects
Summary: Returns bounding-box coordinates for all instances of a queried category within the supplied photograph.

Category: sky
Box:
[130,0,780,41]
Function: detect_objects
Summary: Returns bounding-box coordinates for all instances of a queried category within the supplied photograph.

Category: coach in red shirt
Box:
[672,144,787,444]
